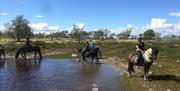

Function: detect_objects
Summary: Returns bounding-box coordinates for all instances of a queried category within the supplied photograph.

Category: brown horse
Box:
[128,46,159,80]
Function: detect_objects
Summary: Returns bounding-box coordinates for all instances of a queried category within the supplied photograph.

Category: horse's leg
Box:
[83,57,87,64]
[146,63,151,80]
[24,52,26,60]
[0,53,2,59]
[91,56,94,64]
[128,63,134,78]
[96,56,99,64]
[128,63,131,77]
[38,50,42,59]
[144,63,148,81]
[34,51,37,59]
[2,50,5,60]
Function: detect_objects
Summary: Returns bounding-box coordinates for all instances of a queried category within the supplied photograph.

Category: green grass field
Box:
[0,38,180,91]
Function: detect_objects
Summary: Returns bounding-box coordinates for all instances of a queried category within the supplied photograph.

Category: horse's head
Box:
[150,46,159,60]
[77,47,83,54]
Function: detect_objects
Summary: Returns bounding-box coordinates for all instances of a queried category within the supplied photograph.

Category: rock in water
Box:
[92,88,98,91]
[72,54,77,57]
[92,83,98,91]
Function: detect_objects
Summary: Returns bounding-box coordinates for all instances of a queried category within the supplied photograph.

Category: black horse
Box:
[128,46,159,80]
[78,47,102,64]
[0,48,5,60]
[15,45,43,60]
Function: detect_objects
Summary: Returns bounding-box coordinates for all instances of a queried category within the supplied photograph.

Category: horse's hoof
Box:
[144,77,148,81]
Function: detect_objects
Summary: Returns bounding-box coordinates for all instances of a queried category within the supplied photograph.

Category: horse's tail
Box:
[15,47,23,59]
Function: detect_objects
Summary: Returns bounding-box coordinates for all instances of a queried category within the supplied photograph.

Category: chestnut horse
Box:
[128,46,159,80]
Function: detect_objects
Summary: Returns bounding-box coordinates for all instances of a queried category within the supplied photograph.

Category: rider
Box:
[136,37,145,66]
[89,40,95,52]
[85,40,90,51]
[25,38,32,47]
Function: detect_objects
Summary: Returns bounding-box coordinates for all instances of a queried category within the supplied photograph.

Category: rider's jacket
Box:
[136,42,145,52]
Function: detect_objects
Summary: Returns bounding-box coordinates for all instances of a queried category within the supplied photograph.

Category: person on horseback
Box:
[136,37,145,66]
[89,40,95,52]
[25,38,32,47]
[85,40,90,51]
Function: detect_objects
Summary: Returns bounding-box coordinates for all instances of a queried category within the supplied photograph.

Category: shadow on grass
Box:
[148,74,180,82]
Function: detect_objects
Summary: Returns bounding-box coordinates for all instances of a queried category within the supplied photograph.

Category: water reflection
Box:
[0,58,124,91]
[78,64,100,77]
[0,59,5,67]
[15,59,41,73]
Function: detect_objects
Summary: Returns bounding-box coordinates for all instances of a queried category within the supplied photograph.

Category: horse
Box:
[127,46,159,80]
[15,45,43,60]
[78,47,102,64]
[0,48,5,60]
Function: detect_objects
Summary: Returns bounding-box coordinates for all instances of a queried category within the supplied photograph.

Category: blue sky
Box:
[0,0,180,35]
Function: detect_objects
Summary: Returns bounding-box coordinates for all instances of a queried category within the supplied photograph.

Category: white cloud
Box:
[110,18,180,36]
[29,23,59,34]
[149,18,173,29]
[169,12,180,17]
[1,12,9,16]
[0,25,6,32]
[174,22,180,29]
[36,15,45,18]
[73,22,85,30]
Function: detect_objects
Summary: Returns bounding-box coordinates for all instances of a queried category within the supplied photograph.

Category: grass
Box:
[46,52,73,58]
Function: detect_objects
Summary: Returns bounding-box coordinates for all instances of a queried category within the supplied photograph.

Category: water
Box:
[0,58,125,91]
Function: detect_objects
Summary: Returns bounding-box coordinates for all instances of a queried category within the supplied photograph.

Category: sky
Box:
[0,0,180,36]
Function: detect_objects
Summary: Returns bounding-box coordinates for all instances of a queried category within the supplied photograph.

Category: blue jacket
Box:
[89,41,95,49]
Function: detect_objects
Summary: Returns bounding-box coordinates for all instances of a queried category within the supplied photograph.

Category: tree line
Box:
[1,15,178,41]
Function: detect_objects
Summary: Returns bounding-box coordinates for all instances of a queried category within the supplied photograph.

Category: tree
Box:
[117,29,132,39]
[70,23,84,48]
[143,29,155,40]
[11,15,33,41]
[3,23,15,38]
[109,33,116,39]
[138,33,143,38]
[103,29,111,39]
[95,29,104,39]
[154,32,161,40]
[61,30,69,38]
[34,33,45,38]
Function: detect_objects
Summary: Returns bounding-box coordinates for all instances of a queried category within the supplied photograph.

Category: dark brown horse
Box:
[128,46,159,80]
[0,48,5,60]
[78,47,102,64]
[15,45,43,60]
